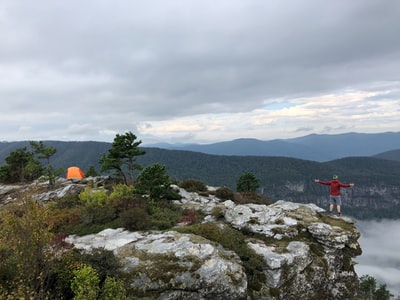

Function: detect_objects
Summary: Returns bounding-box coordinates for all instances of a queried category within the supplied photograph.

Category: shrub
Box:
[162,188,182,200]
[179,209,199,225]
[179,179,208,193]
[71,265,100,300]
[48,207,82,234]
[109,184,136,201]
[215,186,234,200]
[101,276,127,300]
[52,194,82,209]
[47,247,123,298]
[79,187,109,206]
[46,250,80,299]
[78,248,122,282]
[0,195,55,297]
[120,207,151,231]
[110,194,148,214]
[150,207,181,230]
[211,205,225,219]
[233,192,271,205]
[80,205,116,226]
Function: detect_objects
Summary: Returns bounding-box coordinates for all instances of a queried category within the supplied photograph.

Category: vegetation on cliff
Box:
[0,132,397,298]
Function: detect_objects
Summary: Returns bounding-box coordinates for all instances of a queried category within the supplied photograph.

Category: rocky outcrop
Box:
[222,200,361,299]
[0,180,362,299]
[0,176,111,205]
[65,184,362,300]
[67,229,247,299]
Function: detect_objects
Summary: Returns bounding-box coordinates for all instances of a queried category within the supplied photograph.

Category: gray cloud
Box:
[0,0,400,142]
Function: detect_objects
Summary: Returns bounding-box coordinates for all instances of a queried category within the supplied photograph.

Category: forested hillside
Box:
[373,149,400,162]
[1,141,400,219]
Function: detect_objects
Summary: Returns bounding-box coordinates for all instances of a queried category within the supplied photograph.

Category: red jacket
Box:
[317,180,351,196]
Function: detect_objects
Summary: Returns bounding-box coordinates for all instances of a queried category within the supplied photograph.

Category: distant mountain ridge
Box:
[1,133,400,169]
[145,132,400,162]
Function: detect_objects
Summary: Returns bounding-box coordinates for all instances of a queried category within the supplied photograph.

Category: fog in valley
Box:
[355,219,400,296]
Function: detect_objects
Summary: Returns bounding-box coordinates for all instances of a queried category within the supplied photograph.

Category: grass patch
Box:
[318,214,355,232]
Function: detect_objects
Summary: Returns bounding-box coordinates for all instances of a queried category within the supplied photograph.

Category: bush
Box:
[46,250,80,299]
[47,247,123,298]
[48,207,82,234]
[233,192,271,205]
[110,194,148,214]
[179,209,199,225]
[78,248,122,282]
[150,207,181,230]
[101,276,127,300]
[79,187,109,206]
[120,207,151,231]
[71,265,100,300]
[179,179,208,193]
[211,205,225,219]
[80,205,117,226]
[0,195,55,297]
[51,194,82,209]
[109,184,136,201]
[215,186,234,200]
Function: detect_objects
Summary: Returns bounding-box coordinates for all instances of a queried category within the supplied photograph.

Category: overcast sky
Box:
[1,0,399,144]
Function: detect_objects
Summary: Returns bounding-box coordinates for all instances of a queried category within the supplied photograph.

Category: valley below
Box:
[355,219,400,296]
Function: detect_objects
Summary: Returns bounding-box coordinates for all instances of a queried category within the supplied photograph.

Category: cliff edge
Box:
[62,183,362,300]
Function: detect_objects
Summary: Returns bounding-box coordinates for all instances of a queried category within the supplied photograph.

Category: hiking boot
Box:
[337,212,342,217]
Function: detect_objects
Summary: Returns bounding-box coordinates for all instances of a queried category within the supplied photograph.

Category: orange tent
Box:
[66,166,85,179]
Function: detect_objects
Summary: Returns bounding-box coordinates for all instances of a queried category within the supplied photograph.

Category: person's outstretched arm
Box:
[315,179,330,185]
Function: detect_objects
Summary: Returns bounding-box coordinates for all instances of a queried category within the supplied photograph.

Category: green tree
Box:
[86,165,99,177]
[358,274,393,300]
[0,147,42,183]
[359,274,377,300]
[374,284,392,300]
[135,163,172,199]
[71,265,100,300]
[236,172,260,193]
[99,132,145,184]
[30,141,60,186]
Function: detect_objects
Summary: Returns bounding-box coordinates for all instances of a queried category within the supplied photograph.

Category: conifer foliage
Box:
[236,172,260,193]
[99,131,145,184]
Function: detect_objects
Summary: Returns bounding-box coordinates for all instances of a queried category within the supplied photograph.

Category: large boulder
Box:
[223,200,361,299]
[67,229,247,300]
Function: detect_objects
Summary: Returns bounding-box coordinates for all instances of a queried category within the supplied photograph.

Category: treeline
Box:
[2,139,400,220]
[2,141,400,189]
